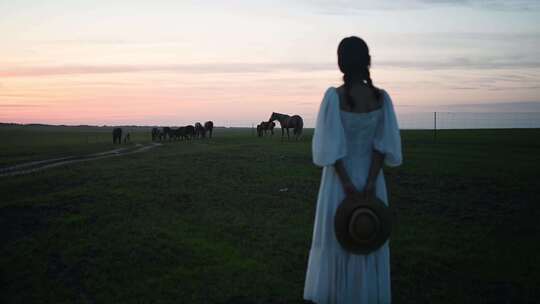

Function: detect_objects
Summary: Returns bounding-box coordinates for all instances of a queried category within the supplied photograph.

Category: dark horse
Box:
[174,127,186,140]
[112,128,122,144]
[151,127,160,141]
[268,112,303,140]
[123,132,131,144]
[204,121,214,138]
[257,121,275,137]
[162,127,172,141]
[194,122,205,139]
[184,125,195,140]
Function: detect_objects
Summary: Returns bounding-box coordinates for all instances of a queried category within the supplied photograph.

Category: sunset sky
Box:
[1,0,539,126]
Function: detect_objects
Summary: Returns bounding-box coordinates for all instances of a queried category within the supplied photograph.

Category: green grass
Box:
[0,125,153,167]
[1,126,539,303]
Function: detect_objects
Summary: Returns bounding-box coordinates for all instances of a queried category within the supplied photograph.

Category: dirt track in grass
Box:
[0,142,161,177]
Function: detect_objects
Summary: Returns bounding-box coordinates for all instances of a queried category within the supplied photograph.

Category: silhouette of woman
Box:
[304,36,402,303]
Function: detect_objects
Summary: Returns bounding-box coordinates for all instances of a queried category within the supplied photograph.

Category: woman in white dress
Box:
[304,36,402,304]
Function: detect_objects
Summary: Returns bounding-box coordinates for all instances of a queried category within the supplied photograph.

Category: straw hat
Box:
[334,192,393,255]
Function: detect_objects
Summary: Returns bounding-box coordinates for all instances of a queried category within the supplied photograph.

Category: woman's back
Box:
[337,83,384,155]
[336,84,382,113]
[326,87,386,181]
[340,107,382,156]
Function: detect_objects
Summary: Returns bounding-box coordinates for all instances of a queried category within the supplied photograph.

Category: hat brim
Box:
[334,193,393,255]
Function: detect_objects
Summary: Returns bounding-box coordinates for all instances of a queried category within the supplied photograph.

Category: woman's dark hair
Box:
[337,36,381,109]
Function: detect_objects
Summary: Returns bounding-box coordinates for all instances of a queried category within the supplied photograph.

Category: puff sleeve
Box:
[373,90,403,167]
[312,87,347,167]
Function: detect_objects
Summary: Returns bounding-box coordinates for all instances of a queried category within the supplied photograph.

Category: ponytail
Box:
[364,67,381,101]
[342,67,381,110]
[343,73,354,110]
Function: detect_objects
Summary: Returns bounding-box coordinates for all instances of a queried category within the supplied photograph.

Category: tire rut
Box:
[0,143,162,178]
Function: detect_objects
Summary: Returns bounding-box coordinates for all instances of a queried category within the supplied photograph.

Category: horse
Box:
[174,127,186,140]
[268,112,303,140]
[204,121,214,138]
[194,122,205,139]
[168,128,178,141]
[184,125,195,140]
[123,132,131,144]
[256,124,263,137]
[112,128,122,144]
[259,121,275,136]
[151,127,160,141]
[162,127,172,141]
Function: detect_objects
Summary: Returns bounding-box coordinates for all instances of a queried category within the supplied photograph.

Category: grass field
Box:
[1,125,539,303]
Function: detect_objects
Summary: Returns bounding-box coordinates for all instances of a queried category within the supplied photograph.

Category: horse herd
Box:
[111,112,304,144]
[151,121,214,141]
[111,121,213,144]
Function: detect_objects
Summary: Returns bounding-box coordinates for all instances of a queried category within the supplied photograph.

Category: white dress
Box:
[304,87,402,304]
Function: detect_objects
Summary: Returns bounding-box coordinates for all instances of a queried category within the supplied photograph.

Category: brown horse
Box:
[123,132,131,144]
[112,128,122,144]
[268,112,303,140]
[256,121,275,137]
[151,127,160,141]
[184,125,195,140]
[204,121,214,138]
[194,122,205,139]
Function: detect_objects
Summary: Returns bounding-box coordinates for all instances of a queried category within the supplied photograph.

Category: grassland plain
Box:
[1,126,539,303]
